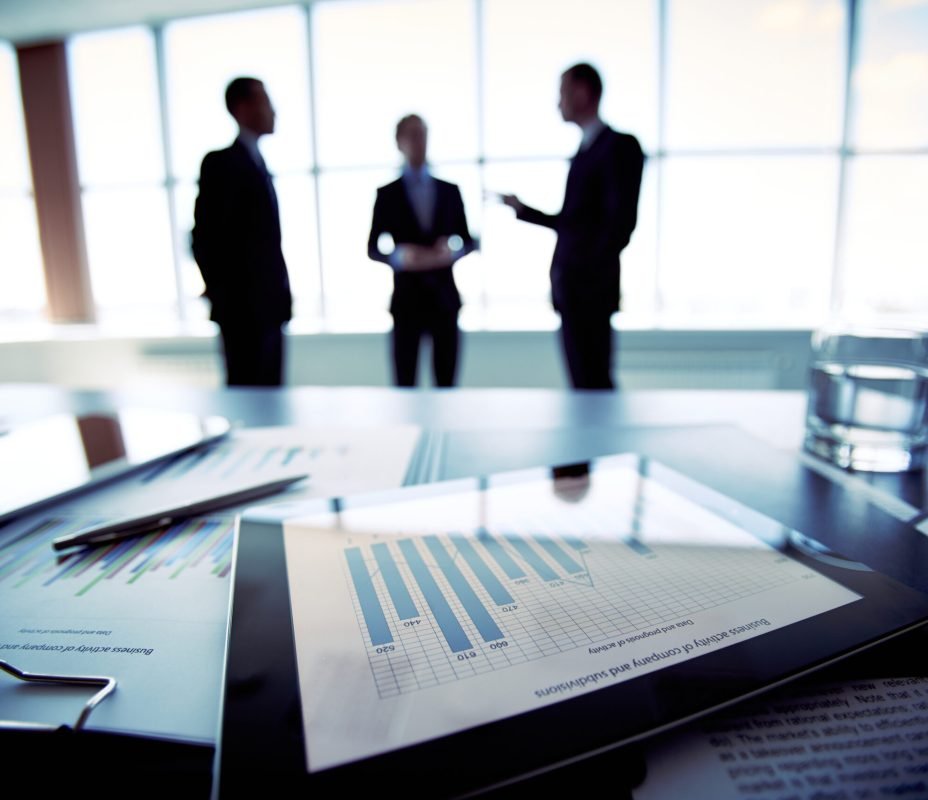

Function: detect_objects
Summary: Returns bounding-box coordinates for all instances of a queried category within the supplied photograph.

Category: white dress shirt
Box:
[402,164,437,232]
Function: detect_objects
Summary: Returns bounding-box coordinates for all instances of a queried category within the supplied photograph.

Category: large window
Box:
[69,27,176,322]
[163,7,313,181]
[482,0,657,157]
[851,0,928,149]
[313,0,478,167]
[0,42,45,319]
[838,0,928,324]
[665,0,845,150]
[480,0,658,324]
[52,0,928,331]
[839,156,928,320]
[312,0,478,328]
[163,6,316,320]
[659,156,838,322]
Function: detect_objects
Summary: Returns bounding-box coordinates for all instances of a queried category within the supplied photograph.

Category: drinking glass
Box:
[804,327,928,472]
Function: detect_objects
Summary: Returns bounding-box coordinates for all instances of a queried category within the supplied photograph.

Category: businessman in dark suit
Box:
[368,114,476,387]
[503,63,644,390]
[191,77,292,387]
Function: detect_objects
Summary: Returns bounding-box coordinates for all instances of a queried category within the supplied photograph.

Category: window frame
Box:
[17,0,928,331]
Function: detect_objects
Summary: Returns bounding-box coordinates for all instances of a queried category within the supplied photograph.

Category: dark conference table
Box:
[2,382,924,522]
[2,384,927,796]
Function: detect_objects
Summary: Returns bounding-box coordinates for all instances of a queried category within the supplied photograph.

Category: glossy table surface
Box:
[2,383,927,798]
[2,383,924,509]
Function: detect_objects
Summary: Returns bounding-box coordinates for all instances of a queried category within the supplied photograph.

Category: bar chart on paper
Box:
[342,527,818,699]
[0,516,234,597]
[139,439,315,484]
[48,425,423,521]
[0,516,234,742]
[285,469,864,771]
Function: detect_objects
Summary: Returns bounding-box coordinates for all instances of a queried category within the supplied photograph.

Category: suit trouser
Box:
[219,322,285,387]
[558,303,616,390]
[391,311,459,388]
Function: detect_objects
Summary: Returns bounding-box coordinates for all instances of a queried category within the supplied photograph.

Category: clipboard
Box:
[0,659,213,795]
[0,658,117,731]
[216,450,928,798]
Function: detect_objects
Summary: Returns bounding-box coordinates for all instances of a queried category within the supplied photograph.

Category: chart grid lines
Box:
[424,535,503,644]
[476,529,525,579]
[398,539,473,653]
[342,527,815,699]
[345,546,393,646]
[448,533,514,605]
[371,542,419,619]
[502,534,560,582]
[533,534,585,575]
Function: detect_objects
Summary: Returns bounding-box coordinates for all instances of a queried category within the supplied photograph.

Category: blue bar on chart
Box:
[189,444,228,475]
[141,453,183,484]
[625,538,654,557]
[424,536,504,642]
[397,539,473,653]
[282,446,302,465]
[476,529,526,579]
[560,534,588,553]
[371,542,419,619]
[174,447,213,476]
[345,547,393,646]
[222,449,256,479]
[255,447,281,470]
[533,534,585,575]
[504,534,559,581]
[448,534,513,605]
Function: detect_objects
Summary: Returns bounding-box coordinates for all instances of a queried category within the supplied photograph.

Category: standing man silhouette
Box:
[503,63,644,390]
[192,77,292,387]
[368,115,476,388]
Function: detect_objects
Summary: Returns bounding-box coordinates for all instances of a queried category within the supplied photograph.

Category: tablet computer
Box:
[0,408,231,525]
[217,453,928,797]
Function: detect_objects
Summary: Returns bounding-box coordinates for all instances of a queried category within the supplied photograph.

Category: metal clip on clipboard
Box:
[0,658,116,731]
[0,659,213,796]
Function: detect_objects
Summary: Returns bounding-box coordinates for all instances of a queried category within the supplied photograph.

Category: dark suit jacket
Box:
[518,126,644,314]
[191,140,292,326]
[368,176,475,319]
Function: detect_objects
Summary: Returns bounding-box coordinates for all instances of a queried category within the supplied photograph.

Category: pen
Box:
[51,474,309,551]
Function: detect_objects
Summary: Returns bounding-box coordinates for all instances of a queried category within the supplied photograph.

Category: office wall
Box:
[0,328,812,390]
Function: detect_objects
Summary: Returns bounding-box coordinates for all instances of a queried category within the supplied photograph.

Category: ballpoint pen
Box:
[51,474,309,551]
